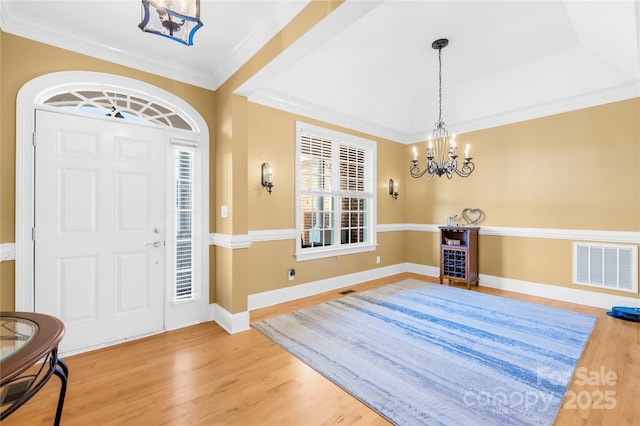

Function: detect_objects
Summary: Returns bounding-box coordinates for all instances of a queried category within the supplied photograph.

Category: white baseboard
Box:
[478,274,640,310]
[220,262,640,335]
[248,263,408,311]
[407,263,441,279]
[212,303,250,334]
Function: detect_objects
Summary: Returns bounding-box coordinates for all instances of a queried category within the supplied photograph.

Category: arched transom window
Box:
[44,90,193,130]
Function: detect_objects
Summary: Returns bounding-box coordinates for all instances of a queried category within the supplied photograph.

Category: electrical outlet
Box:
[376,256,380,264]
[288,269,295,281]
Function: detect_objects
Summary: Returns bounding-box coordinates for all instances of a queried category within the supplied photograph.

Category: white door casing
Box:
[15,72,211,353]
[34,110,165,353]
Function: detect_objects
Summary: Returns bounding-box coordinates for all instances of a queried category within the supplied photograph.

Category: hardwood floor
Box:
[3,273,638,425]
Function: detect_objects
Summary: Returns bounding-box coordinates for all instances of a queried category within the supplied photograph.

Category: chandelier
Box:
[410,38,475,179]
[139,0,203,46]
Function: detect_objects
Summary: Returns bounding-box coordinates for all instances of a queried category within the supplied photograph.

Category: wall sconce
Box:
[261,163,274,194]
[388,179,399,199]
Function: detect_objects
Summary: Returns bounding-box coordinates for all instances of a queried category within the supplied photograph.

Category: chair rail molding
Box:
[0,243,16,262]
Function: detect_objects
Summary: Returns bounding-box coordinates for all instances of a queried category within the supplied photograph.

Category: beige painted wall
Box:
[242,97,639,303]
[405,98,640,298]
[406,99,640,229]
[0,31,216,310]
[1,20,638,314]
[245,102,408,298]
[211,1,345,313]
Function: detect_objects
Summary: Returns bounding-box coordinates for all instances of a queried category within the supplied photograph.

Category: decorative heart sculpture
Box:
[462,208,484,225]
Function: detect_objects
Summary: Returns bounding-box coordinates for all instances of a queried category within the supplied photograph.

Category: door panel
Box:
[114,252,150,313]
[35,110,166,353]
[58,168,98,234]
[116,172,149,231]
[58,255,98,322]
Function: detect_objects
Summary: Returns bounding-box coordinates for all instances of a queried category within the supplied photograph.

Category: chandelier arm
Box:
[409,163,429,178]
[454,161,475,177]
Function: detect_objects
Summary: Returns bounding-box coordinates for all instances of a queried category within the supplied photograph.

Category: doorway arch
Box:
[15,71,210,338]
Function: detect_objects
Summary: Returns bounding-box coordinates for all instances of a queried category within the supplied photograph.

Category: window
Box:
[171,140,200,301]
[296,122,376,261]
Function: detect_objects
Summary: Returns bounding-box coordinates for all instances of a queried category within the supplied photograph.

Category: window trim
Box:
[295,121,377,261]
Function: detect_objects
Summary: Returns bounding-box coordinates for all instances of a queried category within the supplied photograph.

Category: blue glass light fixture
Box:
[139,0,203,46]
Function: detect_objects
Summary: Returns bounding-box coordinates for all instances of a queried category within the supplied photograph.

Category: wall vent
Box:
[573,242,638,293]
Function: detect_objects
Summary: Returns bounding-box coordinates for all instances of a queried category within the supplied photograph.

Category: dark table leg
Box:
[52,358,68,426]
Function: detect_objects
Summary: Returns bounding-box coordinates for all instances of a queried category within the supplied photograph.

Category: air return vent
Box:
[573,242,638,293]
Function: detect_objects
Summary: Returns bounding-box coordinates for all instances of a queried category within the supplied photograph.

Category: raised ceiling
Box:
[2,1,639,143]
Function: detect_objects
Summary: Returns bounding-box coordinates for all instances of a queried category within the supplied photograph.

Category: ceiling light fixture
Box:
[139,0,203,46]
[410,38,475,179]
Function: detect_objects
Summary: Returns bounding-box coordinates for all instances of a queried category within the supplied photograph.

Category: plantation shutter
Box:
[300,134,334,247]
[300,134,332,192]
[339,143,370,244]
[172,141,199,301]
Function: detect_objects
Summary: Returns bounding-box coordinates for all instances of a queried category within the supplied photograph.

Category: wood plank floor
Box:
[3,273,638,425]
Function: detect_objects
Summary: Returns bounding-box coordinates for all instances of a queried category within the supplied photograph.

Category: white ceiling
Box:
[2,1,639,143]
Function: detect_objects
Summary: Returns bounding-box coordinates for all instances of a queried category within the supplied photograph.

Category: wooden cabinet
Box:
[438,226,479,289]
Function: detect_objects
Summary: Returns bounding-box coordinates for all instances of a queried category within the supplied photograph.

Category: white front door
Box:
[34,109,166,353]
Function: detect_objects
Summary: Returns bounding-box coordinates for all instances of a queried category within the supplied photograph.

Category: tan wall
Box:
[406,99,639,229]
[405,98,640,298]
[245,102,407,298]
[1,23,638,313]
[0,30,13,309]
[0,32,216,310]
[211,1,345,313]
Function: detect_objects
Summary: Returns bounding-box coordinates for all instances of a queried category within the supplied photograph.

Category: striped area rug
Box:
[253,279,596,425]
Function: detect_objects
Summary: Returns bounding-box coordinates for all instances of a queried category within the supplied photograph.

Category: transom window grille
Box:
[296,122,376,261]
[44,90,193,130]
[172,141,200,301]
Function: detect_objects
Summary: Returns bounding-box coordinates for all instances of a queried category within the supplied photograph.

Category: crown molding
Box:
[248,89,410,143]
[250,81,639,145]
[1,1,310,91]
[1,12,216,90]
[444,81,640,137]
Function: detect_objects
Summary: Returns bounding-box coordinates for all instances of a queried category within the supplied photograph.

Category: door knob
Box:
[146,241,163,248]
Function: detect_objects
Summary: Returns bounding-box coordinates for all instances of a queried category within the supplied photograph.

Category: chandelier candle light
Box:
[410,38,475,179]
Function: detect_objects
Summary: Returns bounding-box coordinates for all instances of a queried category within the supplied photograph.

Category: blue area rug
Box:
[253,279,597,425]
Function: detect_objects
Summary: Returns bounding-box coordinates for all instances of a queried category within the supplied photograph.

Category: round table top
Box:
[1,316,38,361]
[0,312,65,385]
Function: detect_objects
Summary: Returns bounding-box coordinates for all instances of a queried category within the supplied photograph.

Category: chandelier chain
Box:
[438,47,443,127]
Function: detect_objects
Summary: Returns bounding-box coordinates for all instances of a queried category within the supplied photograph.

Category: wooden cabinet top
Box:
[438,226,480,231]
